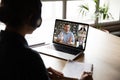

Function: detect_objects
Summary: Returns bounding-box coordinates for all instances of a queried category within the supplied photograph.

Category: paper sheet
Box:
[62,61,93,79]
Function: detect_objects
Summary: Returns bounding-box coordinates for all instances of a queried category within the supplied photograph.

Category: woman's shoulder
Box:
[23,47,41,59]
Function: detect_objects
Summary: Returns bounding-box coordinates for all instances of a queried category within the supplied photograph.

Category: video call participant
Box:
[77,26,87,46]
[56,23,75,45]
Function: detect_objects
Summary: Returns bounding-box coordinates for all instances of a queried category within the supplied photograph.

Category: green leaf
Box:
[79,4,89,16]
[94,0,99,4]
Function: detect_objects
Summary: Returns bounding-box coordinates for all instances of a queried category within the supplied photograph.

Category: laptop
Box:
[32,19,89,60]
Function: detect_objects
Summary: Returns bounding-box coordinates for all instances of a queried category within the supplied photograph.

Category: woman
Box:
[0,0,93,80]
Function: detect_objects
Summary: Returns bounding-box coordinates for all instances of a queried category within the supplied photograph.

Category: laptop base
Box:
[32,43,83,60]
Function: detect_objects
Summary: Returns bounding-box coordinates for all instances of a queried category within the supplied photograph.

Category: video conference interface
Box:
[53,20,88,48]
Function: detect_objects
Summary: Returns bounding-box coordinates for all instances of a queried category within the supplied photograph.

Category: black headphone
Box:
[31,14,42,29]
[30,5,42,29]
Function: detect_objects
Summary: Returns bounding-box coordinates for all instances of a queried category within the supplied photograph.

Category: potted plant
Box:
[79,0,113,30]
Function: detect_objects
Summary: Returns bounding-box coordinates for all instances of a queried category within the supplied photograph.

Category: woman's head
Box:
[0,0,42,32]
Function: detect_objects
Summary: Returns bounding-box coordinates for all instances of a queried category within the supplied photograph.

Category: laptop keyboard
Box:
[46,44,81,55]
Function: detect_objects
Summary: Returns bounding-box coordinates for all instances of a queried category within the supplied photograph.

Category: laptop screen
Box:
[53,19,89,50]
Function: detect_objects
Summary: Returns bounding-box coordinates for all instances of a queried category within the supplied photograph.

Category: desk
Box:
[32,26,120,80]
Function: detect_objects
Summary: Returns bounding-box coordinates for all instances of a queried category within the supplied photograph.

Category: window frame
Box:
[42,0,120,22]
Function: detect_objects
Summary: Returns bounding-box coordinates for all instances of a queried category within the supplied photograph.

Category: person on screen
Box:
[0,0,93,80]
[78,26,87,46]
[56,23,75,45]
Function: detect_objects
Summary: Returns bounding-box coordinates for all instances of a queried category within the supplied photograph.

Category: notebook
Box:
[62,61,93,80]
[32,19,89,60]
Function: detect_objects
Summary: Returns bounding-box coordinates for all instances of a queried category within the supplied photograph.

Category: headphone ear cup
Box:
[30,14,41,28]
[36,18,42,27]
[30,15,37,28]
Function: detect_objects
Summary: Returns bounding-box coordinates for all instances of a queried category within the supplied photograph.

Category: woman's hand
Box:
[47,67,93,80]
[47,67,64,80]
[80,72,93,80]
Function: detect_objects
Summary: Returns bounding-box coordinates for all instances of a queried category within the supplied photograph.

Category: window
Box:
[66,0,120,23]
[100,0,120,21]
[42,1,63,21]
[66,0,95,23]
